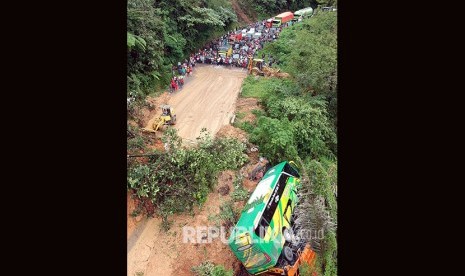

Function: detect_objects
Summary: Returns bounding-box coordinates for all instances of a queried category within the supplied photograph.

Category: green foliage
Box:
[232,186,250,202]
[127,0,238,99]
[251,109,265,117]
[208,200,239,229]
[179,6,235,28]
[259,12,337,96]
[240,11,337,162]
[235,10,338,275]
[127,0,167,99]
[241,76,295,99]
[192,261,233,276]
[322,231,337,276]
[127,128,248,220]
[231,174,250,201]
[127,125,148,153]
[296,157,337,276]
[265,96,336,159]
[306,158,337,218]
[127,135,146,152]
[236,121,254,133]
[127,32,146,51]
[250,116,298,163]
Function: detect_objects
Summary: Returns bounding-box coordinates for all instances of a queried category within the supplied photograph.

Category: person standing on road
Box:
[170,78,177,92]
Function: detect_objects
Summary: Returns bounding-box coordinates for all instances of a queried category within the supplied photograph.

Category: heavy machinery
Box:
[248,56,290,78]
[141,105,176,133]
[292,7,314,22]
[248,57,265,76]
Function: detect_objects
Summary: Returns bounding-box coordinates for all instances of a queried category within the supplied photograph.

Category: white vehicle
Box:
[246,28,255,38]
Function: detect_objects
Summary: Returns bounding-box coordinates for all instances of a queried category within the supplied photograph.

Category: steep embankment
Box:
[230,0,254,24]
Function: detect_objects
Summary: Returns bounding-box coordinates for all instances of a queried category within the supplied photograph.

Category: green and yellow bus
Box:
[228,161,301,275]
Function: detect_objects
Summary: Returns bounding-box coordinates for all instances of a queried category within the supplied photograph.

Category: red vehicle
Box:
[265,18,274,28]
[229,31,242,43]
[272,11,294,27]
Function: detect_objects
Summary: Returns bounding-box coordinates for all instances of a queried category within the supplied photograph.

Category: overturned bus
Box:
[228,161,317,275]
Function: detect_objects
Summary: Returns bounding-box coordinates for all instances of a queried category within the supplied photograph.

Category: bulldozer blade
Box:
[141,127,157,133]
[142,115,164,132]
[155,119,165,131]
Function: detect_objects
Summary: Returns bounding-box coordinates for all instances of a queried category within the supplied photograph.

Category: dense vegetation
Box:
[237,11,337,276]
[192,261,234,276]
[127,0,238,103]
[127,128,248,227]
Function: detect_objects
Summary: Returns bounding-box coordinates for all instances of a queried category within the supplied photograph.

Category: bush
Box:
[231,186,250,202]
[192,261,233,276]
[322,231,337,276]
[236,121,254,133]
[241,76,291,99]
[208,200,239,230]
[249,117,298,163]
[265,96,336,159]
[231,174,250,201]
[127,128,248,221]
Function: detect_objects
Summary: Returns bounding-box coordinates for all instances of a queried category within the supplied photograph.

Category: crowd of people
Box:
[169,18,297,93]
[191,19,287,68]
[170,60,195,92]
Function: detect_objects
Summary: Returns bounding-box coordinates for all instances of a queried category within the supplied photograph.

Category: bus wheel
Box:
[283,227,294,243]
[283,245,294,262]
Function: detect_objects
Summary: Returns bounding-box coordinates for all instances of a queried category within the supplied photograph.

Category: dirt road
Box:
[127,171,249,276]
[128,65,250,276]
[168,64,247,143]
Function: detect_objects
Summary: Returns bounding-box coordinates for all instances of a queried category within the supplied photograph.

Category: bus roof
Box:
[275,11,294,18]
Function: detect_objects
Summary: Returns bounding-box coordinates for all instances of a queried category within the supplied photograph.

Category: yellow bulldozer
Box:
[142,104,176,133]
[248,56,290,78]
[248,57,265,76]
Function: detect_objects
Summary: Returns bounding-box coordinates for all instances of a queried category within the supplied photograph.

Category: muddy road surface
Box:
[168,64,247,143]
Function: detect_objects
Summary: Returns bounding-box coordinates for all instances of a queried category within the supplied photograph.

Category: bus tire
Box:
[283,245,294,262]
[283,227,294,243]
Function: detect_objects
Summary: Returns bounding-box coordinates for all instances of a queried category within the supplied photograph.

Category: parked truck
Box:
[292,7,314,22]
[272,12,294,28]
